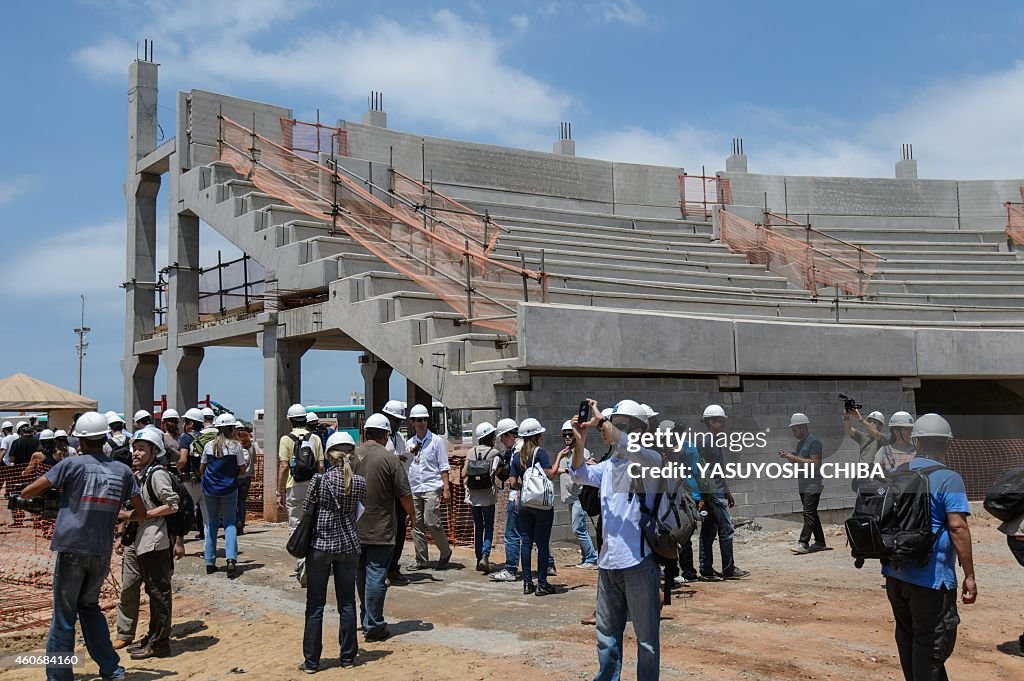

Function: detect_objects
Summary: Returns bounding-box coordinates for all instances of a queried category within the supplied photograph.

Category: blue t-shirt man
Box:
[794,434,824,493]
[882,458,970,590]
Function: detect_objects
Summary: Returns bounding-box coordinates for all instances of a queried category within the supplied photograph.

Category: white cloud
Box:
[0,176,33,206]
[510,14,530,31]
[74,5,572,142]
[594,0,645,26]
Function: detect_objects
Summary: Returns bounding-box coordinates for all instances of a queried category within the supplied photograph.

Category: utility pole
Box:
[74,294,90,395]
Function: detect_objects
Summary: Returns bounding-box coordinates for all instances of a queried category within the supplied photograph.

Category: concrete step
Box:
[869,280,1024,295]
[873,269,1024,282]
[859,241,1001,253]
[459,198,711,233]
[495,233,738,261]
[491,214,716,246]
[501,224,724,252]
[871,249,1017,261]
[490,243,770,274]
[818,228,1005,245]
[873,291,1024,308]
[875,258,1023,272]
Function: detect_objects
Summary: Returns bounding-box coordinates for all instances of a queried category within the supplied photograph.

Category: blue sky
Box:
[3,0,1024,419]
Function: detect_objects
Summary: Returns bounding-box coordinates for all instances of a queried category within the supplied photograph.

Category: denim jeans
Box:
[571,499,598,565]
[503,495,521,572]
[518,505,553,585]
[46,552,123,681]
[203,491,238,565]
[471,505,496,561]
[357,544,394,635]
[595,556,660,681]
[303,549,359,668]
[798,490,825,546]
[235,477,252,529]
[389,499,407,572]
[699,497,735,575]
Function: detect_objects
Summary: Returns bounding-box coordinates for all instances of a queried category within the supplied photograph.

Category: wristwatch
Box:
[598,417,609,427]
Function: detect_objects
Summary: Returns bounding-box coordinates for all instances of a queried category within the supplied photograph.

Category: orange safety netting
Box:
[720,209,877,297]
[218,116,546,336]
[1,463,122,634]
[280,118,349,160]
[678,173,732,220]
[1005,202,1024,246]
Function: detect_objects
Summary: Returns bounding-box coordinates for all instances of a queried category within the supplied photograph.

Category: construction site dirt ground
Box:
[2,507,1022,681]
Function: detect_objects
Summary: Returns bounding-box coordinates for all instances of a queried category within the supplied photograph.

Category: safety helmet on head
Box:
[364,413,392,434]
[789,413,810,427]
[306,412,319,424]
[866,411,884,425]
[182,408,204,423]
[38,429,55,441]
[15,421,29,432]
[201,407,215,419]
[702,404,727,420]
[495,418,518,438]
[214,413,239,429]
[657,419,677,433]
[161,409,179,421]
[286,404,307,420]
[54,429,68,438]
[133,410,151,423]
[2,421,13,430]
[408,404,430,420]
[106,412,125,426]
[476,422,497,441]
[911,413,952,440]
[640,404,659,419]
[888,411,914,428]
[73,412,110,439]
[382,400,406,420]
[326,431,356,450]
[561,420,573,433]
[611,399,648,424]
[517,418,545,438]
[131,428,165,455]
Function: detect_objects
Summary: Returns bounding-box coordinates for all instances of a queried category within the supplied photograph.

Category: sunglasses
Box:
[611,420,633,431]
[411,418,429,423]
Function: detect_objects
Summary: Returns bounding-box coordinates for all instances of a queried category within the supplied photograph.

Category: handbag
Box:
[286,476,320,558]
[520,452,554,510]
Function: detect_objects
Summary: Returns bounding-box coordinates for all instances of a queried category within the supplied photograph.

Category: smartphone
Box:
[577,400,590,423]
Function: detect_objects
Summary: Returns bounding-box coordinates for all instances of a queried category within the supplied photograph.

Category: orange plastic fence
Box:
[280,118,349,160]
[678,174,732,219]
[0,463,122,634]
[1005,202,1024,246]
[409,454,509,547]
[719,209,877,297]
[218,116,546,336]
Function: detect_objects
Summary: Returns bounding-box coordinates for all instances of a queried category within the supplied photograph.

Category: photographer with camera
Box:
[113,429,183,659]
[17,411,145,681]
[874,411,917,473]
[840,394,887,492]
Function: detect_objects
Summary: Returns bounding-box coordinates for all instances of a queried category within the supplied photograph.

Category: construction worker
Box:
[277,403,325,536]
[844,408,887,491]
[406,403,452,570]
[875,411,916,472]
[177,407,209,539]
[160,409,181,469]
[201,407,216,428]
[780,413,826,554]
[133,410,153,430]
[306,412,333,448]
[104,412,131,466]
[697,405,749,579]
[381,399,411,585]
[1,420,15,465]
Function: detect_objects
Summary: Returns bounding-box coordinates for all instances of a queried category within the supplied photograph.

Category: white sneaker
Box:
[489,568,518,582]
[574,562,598,570]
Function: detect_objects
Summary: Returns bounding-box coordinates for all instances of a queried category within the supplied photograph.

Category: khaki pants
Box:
[412,489,450,565]
[286,480,311,535]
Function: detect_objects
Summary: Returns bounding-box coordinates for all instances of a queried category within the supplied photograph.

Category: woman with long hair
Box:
[200,413,247,577]
[53,429,75,459]
[462,422,501,574]
[508,418,565,596]
[299,431,365,673]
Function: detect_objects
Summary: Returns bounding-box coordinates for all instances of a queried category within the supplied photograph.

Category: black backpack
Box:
[107,434,132,467]
[494,447,514,483]
[145,466,197,540]
[466,447,496,490]
[983,466,1024,521]
[288,433,317,482]
[844,463,945,569]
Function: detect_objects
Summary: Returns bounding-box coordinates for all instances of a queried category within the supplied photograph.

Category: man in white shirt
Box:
[405,404,452,570]
[382,400,411,585]
[571,398,663,681]
[0,420,16,466]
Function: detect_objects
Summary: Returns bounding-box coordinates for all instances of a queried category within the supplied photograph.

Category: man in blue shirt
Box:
[880,413,976,681]
[779,412,826,554]
[696,404,749,580]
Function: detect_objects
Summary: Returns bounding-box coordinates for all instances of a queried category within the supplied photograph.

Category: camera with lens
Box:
[8,490,61,520]
[839,393,863,412]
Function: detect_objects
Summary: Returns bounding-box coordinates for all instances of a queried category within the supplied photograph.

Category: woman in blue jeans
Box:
[509,418,565,596]
[200,413,246,577]
[462,422,501,574]
[299,433,366,673]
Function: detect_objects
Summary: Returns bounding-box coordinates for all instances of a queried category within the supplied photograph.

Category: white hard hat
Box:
[364,412,392,433]
[38,429,55,441]
[408,404,430,419]
[702,404,727,419]
[560,420,573,433]
[789,413,810,427]
[15,420,29,431]
[161,409,179,420]
[133,410,151,422]
[657,419,677,432]
[214,412,239,428]
[106,412,125,425]
[911,413,952,440]
[476,422,497,441]
[201,407,215,418]
[889,411,914,428]
[182,407,204,423]
[286,404,307,420]
[382,400,406,419]
[306,412,319,423]
[611,399,648,423]
[326,431,356,450]
[131,427,165,455]
[73,412,110,439]
[495,418,518,437]
[518,417,545,438]
[601,408,613,419]
[640,404,659,419]
[866,411,884,425]
[2,421,13,430]
[54,429,68,438]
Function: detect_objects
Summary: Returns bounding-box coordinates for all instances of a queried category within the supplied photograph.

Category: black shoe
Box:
[340,659,356,669]
[130,644,171,660]
[206,565,218,575]
[387,570,409,586]
[226,560,237,579]
[297,662,318,674]
[196,530,205,540]
[535,582,555,596]
[237,527,245,536]
[682,572,699,581]
[364,627,390,642]
[435,552,452,570]
[699,571,723,582]
[126,637,150,653]
[523,581,536,595]
[723,568,750,580]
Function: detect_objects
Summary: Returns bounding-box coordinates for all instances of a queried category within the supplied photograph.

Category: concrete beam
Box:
[137,138,176,176]
[360,353,392,414]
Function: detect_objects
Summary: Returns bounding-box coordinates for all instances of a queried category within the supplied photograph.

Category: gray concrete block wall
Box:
[513,374,915,534]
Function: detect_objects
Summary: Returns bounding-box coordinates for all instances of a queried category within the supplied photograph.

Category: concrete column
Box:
[123,58,160,414]
[895,159,918,179]
[362,91,387,127]
[552,139,575,156]
[167,348,203,411]
[726,138,747,172]
[406,380,432,411]
[259,322,313,521]
[359,352,392,415]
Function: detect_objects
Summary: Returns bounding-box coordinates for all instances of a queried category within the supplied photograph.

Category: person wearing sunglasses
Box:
[405,404,452,570]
